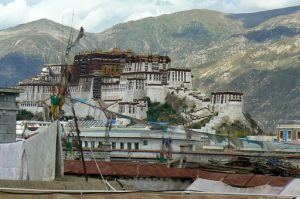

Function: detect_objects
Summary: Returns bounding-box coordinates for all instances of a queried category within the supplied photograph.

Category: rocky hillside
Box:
[1,6,300,130]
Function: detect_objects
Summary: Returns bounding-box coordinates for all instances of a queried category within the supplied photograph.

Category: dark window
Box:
[91,141,95,148]
[98,141,102,148]
[112,142,116,149]
[84,141,88,147]
[127,143,132,150]
[143,140,148,146]
[135,143,139,150]
[120,142,124,149]
[288,131,292,139]
[280,131,283,139]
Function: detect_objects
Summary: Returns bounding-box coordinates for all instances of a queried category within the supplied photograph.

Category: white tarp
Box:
[0,121,63,181]
[279,179,300,196]
[0,141,26,180]
[186,178,283,195]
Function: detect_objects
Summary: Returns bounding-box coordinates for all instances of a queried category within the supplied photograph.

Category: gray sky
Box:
[0,0,300,32]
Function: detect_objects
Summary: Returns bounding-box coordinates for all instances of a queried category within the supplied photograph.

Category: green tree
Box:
[17,109,34,120]
[146,95,187,125]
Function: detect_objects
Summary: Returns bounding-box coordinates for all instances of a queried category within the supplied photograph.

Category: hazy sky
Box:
[0,0,300,32]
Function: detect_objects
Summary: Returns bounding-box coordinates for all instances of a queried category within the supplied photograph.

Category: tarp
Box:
[239,138,264,148]
[0,121,63,181]
[187,177,300,197]
[0,141,26,180]
[23,120,63,180]
[186,178,283,195]
[279,178,300,196]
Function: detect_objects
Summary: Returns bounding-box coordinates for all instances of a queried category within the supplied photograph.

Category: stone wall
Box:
[0,89,20,142]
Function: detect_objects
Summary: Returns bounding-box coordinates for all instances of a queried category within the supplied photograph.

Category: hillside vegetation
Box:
[147,94,187,125]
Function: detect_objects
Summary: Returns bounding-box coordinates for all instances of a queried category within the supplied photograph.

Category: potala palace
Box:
[16,48,246,134]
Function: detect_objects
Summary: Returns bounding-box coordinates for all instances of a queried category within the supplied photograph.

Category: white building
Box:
[211,91,245,122]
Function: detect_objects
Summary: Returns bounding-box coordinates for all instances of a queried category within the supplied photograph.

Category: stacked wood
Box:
[185,156,300,177]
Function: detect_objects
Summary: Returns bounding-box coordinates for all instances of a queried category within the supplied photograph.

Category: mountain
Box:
[0,18,99,60]
[1,6,300,130]
[96,9,243,58]
[0,19,98,83]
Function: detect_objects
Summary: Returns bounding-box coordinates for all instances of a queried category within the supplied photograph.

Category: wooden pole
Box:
[71,106,88,181]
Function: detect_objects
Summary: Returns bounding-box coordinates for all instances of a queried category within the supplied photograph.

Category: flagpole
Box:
[60,26,88,181]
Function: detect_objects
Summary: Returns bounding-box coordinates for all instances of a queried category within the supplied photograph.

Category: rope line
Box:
[82,135,118,191]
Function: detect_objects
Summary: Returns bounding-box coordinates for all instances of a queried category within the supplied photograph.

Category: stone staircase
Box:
[198,113,228,134]
[171,89,217,129]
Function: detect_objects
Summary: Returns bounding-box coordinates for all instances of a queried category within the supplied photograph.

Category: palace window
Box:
[143,140,148,146]
[98,141,102,148]
[84,141,88,148]
[127,143,132,150]
[112,142,116,149]
[91,141,95,148]
[288,131,292,139]
[134,143,139,150]
[280,131,283,139]
[120,142,124,149]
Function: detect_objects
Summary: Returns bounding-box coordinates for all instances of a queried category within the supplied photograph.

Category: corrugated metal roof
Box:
[64,160,293,188]
[65,160,196,179]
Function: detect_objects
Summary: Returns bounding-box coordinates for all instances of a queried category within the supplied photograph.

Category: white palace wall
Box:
[146,86,169,103]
